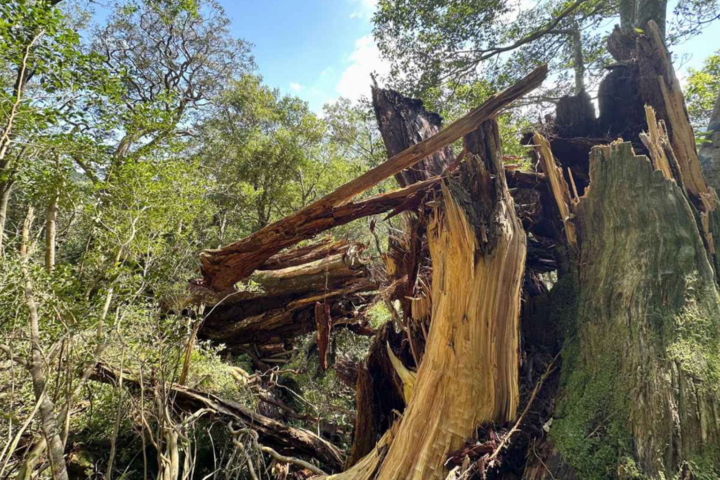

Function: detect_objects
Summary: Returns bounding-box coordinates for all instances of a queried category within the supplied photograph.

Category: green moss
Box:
[666,302,720,396]
[551,339,634,480]
[549,270,635,480]
[551,272,720,480]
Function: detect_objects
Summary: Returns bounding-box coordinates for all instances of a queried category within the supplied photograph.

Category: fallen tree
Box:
[90,363,345,471]
[197,239,378,351]
[197,65,548,292]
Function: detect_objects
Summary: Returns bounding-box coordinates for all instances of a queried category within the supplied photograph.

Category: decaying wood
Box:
[548,141,720,478]
[636,21,716,210]
[198,177,441,292]
[371,86,453,186]
[315,301,332,371]
[91,363,345,471]
[639,106,675,181]
[343,323,407,468]
[344,366,376,470]
[199,65,548,291]
[198,240,376,349]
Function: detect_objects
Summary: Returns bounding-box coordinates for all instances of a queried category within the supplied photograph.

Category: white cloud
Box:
[336,35,390,101]
[289,82,303,92]
[350,0,377,19]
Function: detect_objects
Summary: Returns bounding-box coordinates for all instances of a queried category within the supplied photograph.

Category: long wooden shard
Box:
[534,132,577,247]
[199,65,547,291]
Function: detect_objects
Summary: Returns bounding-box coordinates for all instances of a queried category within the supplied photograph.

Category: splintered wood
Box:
[639,106,674,181]
[533,132,577,248]
[636,21,716,211]
[327,120,527,480]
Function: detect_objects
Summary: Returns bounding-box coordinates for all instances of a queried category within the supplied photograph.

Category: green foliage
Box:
[373,0,613,99]
[685,50,720,131]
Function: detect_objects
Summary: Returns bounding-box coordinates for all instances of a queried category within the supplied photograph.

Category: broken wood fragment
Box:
[336,119,527,480]
[199,177,441,291]
[533,132,577,248]
[315,301,332,371]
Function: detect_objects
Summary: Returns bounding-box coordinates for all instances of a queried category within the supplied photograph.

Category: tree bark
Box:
[45,192,58,273]
[0,182,12,252]
[637,0,668,39]
[548,141,720,479]
[371,86,453,186]
[197,240,377,349]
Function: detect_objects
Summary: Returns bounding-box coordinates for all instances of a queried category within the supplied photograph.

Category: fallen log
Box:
[90,363,345,471]
[199,65,548,291]
[198,177,441,293]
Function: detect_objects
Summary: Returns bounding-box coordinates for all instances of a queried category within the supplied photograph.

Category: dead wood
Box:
[90,363,345,471]
[333,119,528,480]
[197,240,377,349]
[371,86,453,186]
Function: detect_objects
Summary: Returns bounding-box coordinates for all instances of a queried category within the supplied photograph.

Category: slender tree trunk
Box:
[619,0,637,33]
[0,182,12,253]
[20,209,69,480]
[570,19,585,94]
[638,0,668,38]
[45,192,58,273]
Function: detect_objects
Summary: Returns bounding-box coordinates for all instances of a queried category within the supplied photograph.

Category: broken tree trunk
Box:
[547,141,720,479]
[198,65,547,291]
[332,119,527,480]
[198,240,377,349]
[372,86,453,187]
[343,87,457,466]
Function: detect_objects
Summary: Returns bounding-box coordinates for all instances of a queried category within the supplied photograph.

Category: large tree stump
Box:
[550,142,720,479]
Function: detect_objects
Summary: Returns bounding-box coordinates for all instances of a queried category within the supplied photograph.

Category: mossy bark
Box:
[551,142,720,480]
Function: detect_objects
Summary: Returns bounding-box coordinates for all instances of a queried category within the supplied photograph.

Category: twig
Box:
[487,352,560,463]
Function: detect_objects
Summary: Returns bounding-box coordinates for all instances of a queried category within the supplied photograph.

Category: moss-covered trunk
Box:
[550,142,720,479]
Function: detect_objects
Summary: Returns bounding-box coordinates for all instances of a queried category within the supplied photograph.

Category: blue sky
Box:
[89,0,719,114]
[216,0,719,112]
[219,0,384,112]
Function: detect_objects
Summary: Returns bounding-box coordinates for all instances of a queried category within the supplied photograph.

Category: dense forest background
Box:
[1,1,720,479]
